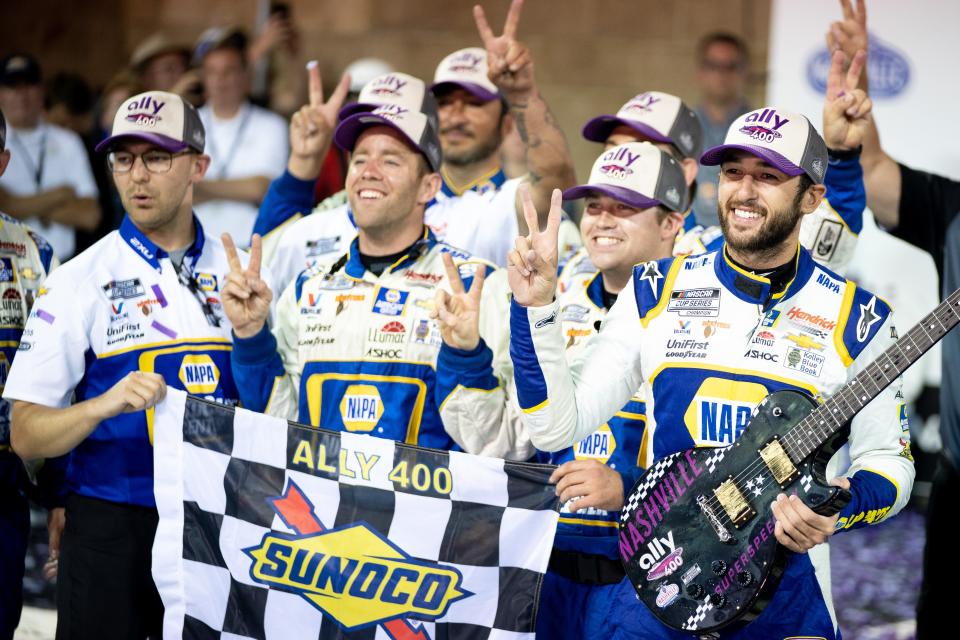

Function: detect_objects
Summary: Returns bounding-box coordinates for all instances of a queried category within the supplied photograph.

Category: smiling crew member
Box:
[507,82,914,638]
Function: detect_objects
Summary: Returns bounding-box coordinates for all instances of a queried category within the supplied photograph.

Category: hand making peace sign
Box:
[827,0,868,85]
[822,47,871,151]
[432,253,487,351]
[473,0,534,95]
[507,184,563,307]
[287,62,351,178]
[220,233,273,339]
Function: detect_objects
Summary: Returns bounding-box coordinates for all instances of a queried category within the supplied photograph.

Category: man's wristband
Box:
[827,145,863,161]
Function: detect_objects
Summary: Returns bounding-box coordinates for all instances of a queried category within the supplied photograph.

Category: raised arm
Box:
[473,0,576,234]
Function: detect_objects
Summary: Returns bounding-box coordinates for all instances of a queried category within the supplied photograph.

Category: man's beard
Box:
[717,189,805,255]
[441,128,502,167]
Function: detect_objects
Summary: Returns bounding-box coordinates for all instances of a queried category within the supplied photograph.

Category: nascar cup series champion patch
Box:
[152,390,560,638]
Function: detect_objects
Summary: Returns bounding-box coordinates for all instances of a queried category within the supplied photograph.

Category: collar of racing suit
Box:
[340,225,436,280]
[715,244,815,309]
[119,213,206,273]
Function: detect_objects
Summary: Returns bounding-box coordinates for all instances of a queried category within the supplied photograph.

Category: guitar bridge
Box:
[714,477,756,528]
[758,437,799,487]
[697,494,734,543]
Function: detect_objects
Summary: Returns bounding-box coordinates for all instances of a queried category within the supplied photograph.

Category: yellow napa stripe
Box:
[860,467,902,508]
[647,361,819,396]
[440,165,502,196]
[722,247,770,285]
[558,516,618,528]
[770,246,802,300]
[640,257,684,329]
[98,336,231,360]
[822,197,858,237]
[522,398,549,414]
[139,344,233,444]
[834,282,857,367]
[261,211,303,242]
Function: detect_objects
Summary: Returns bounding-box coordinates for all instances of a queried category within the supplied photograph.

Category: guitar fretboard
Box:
[782,288,960,462]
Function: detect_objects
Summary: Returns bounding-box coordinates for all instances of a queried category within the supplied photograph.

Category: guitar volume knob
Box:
[686,583,705,599]
[736,571,754,586]
[708,593,727,607]
[711,560,727,575]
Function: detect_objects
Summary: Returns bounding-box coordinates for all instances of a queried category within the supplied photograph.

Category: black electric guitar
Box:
[619,289,960,634]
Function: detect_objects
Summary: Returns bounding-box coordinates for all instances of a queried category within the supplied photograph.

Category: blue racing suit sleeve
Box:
[435,339,500,402]
[824,148,865,235]
[230,324,286,413]
[251,170,316,240]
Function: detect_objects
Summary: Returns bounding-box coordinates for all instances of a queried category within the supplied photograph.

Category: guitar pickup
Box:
[714,477,756,528]
[758,437,799,487]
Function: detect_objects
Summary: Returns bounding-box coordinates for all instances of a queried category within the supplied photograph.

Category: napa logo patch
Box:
[372,288,408,316]
[340,384,383,432]
[574,423,617,464]
[178,354,220,394]
[246,481,470,633]
[683,377,768,446]
[194,273,219,292]
[0,258,16,283]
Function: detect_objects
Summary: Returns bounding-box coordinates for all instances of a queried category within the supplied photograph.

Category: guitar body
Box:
[619,390,851,634]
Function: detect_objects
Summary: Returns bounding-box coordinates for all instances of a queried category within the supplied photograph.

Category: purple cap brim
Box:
[562,183,662,209]
[581,116,673,147]
[95,132,189,154]
[338,101,379,121]
[699,143,804,176]
[429,81,499,103]
[334,112,422,158]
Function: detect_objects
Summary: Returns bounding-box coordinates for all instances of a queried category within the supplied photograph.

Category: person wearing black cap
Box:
[0,53,101,261]
[0,106,59,640]
[3,90,257,637]
[506,55,913,639]
[223,102,524,458]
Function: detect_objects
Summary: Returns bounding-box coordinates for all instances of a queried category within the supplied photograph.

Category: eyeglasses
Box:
[107,150,191,174]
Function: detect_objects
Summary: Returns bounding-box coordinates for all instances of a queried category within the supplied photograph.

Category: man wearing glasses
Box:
[3,91,254,637]
[693,33,753,225]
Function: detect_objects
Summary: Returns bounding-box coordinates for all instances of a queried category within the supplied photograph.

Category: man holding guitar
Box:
[506,49,914,639]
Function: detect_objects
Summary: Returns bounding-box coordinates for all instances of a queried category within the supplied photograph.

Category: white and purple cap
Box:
[430,47,499,102]
[563,142,689,213]
[700,107,827,184]
[582,91,704,159]
[96,91,205,154]
[334,104,442,172]
[338,72,438,130]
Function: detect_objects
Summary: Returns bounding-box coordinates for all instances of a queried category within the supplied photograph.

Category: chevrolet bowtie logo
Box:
[786,332,825,351]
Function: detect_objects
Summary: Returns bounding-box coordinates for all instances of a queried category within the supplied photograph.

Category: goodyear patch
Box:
[246,481,470,631]
[178,354,220,394]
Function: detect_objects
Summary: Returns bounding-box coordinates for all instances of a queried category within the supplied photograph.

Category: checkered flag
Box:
[153,391,560,640]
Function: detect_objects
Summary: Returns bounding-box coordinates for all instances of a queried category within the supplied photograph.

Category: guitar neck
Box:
[785,288,960,461]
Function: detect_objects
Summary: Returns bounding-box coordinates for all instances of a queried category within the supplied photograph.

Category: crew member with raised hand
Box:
[507,76,912,638]
[224,101,523,457]
[425,0,578,266]
[259,67,440,295]
[3,91,252,638]
[436,144,690,638]
[253,0,579,282]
